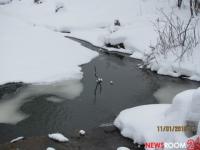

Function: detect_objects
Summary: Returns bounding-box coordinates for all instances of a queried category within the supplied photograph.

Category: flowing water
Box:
[0,39,199,144]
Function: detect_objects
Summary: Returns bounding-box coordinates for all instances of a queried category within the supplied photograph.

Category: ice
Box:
[99,122,113,128]
[0,79,83,124]
[153,83,198,104]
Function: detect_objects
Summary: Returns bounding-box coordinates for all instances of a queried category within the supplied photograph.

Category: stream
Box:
[0,37,199,146]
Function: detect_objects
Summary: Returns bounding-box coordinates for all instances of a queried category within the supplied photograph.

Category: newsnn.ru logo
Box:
[144,136,200,149]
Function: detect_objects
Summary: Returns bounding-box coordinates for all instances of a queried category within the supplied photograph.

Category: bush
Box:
[145,11,199,65]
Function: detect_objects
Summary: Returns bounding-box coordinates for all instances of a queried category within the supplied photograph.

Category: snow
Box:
[0,0,11,5]
[0,0,199,83]
[186,88,200,122]
[146,44,200,81]
[114,104,170,144]
[117,147,130,150]
[10,136,24,143]
[0,3,98,84]
[79,130,86,135]
[63,0,199,81]
[96,78,103,83]
[47,147,55,150]
[48,133,69,142]
[0,0,200,149]
[110,81,114,85]
[114,87,200,149]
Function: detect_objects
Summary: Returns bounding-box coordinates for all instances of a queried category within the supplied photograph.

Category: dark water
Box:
[0,41,199,144]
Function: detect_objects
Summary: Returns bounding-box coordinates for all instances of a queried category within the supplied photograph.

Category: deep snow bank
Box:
[0,11,98,84]
[114,87,200,149]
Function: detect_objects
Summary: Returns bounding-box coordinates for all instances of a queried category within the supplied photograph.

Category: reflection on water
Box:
[153,82,198,104]
[0,79,83,124]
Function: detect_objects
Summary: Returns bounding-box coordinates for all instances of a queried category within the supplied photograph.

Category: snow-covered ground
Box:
[0,0,98,84]
[1,0,199,83]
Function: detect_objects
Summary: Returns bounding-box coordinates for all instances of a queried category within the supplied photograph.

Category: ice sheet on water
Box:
[0,79,83,124]
[153,82,198,104]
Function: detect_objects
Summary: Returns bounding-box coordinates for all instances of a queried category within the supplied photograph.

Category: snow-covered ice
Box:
[0,79,83,124]
[48,133,69,142]
[153,82,199,104]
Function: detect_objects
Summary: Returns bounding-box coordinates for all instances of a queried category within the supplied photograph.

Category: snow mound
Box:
[114,104,170,144]
[48,133,69,142]
[115,87,200,149]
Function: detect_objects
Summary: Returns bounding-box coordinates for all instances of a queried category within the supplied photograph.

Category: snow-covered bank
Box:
[67,0,200,81]
[0,10,98,84]
[1,0,200,81]
[114,87,200,149]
